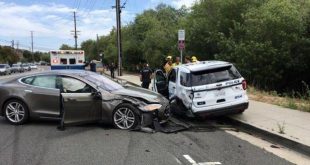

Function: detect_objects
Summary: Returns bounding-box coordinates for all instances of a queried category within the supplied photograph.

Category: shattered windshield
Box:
[84,73,123,92]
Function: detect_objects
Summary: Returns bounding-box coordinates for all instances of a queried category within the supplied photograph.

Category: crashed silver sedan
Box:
[0,70,170,130]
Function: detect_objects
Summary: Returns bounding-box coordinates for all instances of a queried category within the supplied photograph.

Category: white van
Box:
[152,61,249,117]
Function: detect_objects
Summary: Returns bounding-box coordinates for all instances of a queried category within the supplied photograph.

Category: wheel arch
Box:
[1,97,30,116]
[112,102,141,129]
[113,101,141,116]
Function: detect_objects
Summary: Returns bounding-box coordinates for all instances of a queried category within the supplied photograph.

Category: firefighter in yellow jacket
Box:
[172,56,182,67]
[164,56,173,74]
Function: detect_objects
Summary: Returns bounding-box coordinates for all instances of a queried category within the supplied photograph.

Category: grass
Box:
[277,122,286,134]
[247,86,310,112]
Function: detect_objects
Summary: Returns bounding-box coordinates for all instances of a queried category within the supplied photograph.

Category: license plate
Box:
[215,90,225,97]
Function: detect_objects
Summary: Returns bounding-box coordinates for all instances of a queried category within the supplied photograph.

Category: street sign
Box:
[178,30,185,63]
[178,30,185,41]
[178,40,185,50]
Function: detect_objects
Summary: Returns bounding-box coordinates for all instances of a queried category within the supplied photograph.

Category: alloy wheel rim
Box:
[5,102,25,123]
[113,108,135,129]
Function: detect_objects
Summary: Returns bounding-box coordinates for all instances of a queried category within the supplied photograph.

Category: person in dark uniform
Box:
[110,62,115,78]
[140,63,153,89]
[90,60,96,72]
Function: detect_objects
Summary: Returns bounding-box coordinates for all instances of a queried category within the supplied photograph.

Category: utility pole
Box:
[16,41,19,55]
[31,31,34,62]
[73,11,77,50]
[71,11,80,50]
[113,0,123,76]
[96,34,101,60]
[96,33,99,55]
[11,40,14,49]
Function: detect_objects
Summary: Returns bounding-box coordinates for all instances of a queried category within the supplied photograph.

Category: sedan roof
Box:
[7,70,93,81]
[33,70,92,76]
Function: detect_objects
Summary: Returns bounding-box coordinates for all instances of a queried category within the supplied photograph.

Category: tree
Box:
[0,46,19,64]
[59,44,74,50]
[22,50,32,62]
[75,1,310,93]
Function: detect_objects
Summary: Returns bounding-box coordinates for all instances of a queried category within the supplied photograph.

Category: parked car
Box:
[0,70,170,130]
[21,63,31,71]
[11,64,24,73]
[0,64,11,75]
[152,61,249,117]
[30,64,38,69]
[39,61,47,65]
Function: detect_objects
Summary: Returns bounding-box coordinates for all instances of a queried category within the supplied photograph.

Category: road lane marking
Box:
[175,157,182,164]
[183,155,197,164]
[183,155,222,165]
[198,162,222,165]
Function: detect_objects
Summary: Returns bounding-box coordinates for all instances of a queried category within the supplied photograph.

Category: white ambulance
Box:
[50,50,85,70]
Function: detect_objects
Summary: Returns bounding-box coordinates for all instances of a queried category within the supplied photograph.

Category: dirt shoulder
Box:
[248,87,310,112]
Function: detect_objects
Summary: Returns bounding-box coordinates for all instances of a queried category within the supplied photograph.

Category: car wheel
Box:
[112,103,139,130]
[4,100,29,125]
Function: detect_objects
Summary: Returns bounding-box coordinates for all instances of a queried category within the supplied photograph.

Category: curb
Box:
[103,73,310,156]
[226,117,310,156]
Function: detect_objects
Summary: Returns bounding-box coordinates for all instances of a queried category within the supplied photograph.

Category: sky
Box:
[0,0,196,52]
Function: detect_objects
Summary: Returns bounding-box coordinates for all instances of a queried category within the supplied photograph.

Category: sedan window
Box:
[21,76,35,85]
[32,76,56,89]
[61,77,93,93]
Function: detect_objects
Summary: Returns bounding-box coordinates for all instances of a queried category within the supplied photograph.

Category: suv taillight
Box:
[242,80,247,90]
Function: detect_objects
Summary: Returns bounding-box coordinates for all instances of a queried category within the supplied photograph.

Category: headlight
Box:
[143,104,162,111]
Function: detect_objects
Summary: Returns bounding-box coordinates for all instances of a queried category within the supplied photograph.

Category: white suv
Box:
[152,61,249,117]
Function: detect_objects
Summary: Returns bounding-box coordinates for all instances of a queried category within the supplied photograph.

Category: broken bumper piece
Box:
[136,112,190,133]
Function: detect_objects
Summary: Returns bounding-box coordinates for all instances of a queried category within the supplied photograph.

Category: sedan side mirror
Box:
[92,90,102,100]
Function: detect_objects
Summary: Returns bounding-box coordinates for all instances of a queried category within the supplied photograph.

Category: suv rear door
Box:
[191,64,246,109]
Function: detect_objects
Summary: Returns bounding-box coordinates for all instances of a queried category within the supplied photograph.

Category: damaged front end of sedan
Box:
[128,96,190,133]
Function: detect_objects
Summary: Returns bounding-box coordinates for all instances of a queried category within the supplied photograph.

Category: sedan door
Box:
[167,69,177,99]
[152,69,168,97]
[60,76,102,125]
[20,75,61,117]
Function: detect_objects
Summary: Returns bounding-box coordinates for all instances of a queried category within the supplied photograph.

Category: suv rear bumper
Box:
[193,102,249,117]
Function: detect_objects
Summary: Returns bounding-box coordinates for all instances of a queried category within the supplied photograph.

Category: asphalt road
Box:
[0,118,292,165]
[0,67,293,165]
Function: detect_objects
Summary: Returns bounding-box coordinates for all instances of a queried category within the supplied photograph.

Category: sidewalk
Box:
[104,71,310,154]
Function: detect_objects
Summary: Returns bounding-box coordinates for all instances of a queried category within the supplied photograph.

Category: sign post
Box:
[178,30,185,63]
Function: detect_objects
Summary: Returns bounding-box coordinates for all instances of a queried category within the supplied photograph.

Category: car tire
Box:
[4,99,29,125]
[112,103,140,130]
[170,98,187,116]
[236,109,245,114]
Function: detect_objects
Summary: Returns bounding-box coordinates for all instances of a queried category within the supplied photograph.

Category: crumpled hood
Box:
[111,86,167,103]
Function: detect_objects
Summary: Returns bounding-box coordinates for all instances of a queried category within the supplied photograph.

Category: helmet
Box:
[166,56,172,60]
[191,56,198,62]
